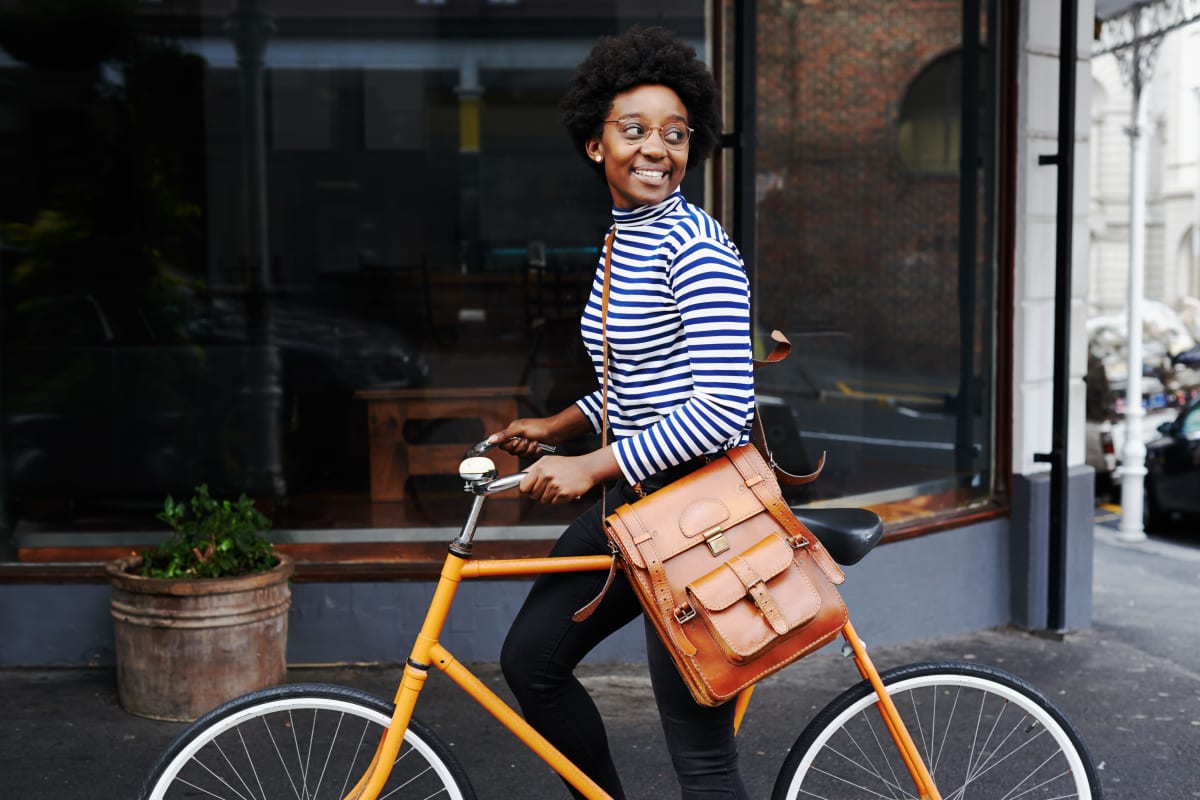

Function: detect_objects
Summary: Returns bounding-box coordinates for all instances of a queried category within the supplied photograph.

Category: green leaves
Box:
[138,484,276,579]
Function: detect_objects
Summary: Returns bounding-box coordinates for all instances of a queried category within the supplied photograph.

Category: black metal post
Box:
[1033,0,1078,633]
[733,0,756,273]
[955,0,981,473]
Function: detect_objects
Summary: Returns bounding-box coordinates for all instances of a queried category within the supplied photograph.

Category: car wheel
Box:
[1143,481,1168,533]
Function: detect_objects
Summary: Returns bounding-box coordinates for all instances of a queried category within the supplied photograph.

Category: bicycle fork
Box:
[842,621,944,800]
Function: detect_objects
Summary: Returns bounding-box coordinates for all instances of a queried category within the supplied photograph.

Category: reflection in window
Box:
[754,1,997,523]
[898,51,962,175]
[0,0,714,557]
[897,47,990,178]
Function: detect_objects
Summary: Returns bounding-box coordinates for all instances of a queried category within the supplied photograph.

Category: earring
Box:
[594,155,603,163]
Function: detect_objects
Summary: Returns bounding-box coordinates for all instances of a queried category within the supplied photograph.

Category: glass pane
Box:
[752,0,996,519]
[0,1,711,558]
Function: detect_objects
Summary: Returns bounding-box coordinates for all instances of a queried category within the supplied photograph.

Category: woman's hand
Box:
[487,418,558,458]
[485,405,594,458]
[521,447,620,505]
[484,407,620,503]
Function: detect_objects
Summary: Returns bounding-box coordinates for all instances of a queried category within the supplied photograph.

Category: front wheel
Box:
[140,683,476,800]
[772,661,1101,800]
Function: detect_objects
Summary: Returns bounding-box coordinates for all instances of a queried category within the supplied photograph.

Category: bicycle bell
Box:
[459,456,498,483]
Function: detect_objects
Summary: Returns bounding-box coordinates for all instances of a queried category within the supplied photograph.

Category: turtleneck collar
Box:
[611,191,685,229]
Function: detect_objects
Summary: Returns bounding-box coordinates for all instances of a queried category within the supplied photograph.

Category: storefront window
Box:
[0,0,1000,564]
[0,1,711,561]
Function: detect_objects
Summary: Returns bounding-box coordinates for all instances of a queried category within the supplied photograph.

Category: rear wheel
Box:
[772,661,1100,799]
[140,683,475,800]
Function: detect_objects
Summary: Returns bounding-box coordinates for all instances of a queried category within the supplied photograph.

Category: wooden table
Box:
[356,386,530,502]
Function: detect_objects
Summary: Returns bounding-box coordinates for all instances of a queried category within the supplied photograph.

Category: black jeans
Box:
[500,480,749,800]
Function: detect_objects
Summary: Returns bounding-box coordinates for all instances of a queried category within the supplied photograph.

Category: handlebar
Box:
[460,437,555,497]
[473,472,527,495]
[454,445,549,551]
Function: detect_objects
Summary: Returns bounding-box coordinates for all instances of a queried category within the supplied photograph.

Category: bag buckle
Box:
[787,533,810,550]
[673,603,696,624]
[702,526,730,556]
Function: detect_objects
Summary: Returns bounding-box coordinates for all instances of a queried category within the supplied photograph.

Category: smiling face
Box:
[585,84,689,210]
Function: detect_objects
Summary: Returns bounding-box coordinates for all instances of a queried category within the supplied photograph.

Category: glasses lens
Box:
[619,122,646,143]
[662,126,689,147]
[611,121,691,149]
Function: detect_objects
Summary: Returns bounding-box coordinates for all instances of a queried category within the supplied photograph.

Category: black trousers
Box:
[500,480,749,800]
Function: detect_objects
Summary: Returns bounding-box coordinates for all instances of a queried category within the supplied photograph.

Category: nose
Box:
[639,126,669,154]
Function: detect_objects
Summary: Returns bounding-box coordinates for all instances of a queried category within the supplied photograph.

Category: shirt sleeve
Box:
[610,235,755,485]
[574,390,604,434]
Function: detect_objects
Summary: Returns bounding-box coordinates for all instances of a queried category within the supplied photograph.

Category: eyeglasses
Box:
[604,119,693,149]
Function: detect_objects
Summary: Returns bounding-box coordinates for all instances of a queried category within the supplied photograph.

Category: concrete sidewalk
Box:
[3,519,1197,799]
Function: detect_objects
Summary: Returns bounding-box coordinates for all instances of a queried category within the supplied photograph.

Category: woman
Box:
[488,26,755,800]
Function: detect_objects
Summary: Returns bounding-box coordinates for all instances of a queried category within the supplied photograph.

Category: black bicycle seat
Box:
[792,508,883,566]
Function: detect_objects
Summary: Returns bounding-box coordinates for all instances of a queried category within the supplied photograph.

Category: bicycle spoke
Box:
[236,725,268,800]
[820,736,915,800]
[801,766,915,800]
[336,717,375,800]
[929,684,962,777]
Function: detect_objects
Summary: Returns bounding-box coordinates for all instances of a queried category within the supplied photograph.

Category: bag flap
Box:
[607,456,769,566]
[687,534,794,612]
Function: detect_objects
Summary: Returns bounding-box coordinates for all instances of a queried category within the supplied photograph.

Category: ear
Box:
[585,137,604,163]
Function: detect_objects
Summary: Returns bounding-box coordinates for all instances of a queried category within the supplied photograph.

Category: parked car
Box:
[1085,406,1178,498]
[1144,394,1200,531]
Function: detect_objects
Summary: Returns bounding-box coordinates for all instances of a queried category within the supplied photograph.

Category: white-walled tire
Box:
[772,661,1100,800]
[140,683,474,800]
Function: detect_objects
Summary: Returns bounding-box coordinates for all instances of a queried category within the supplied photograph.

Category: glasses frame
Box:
[603,119,694,150]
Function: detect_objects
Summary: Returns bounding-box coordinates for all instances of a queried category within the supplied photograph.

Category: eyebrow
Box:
[611,112,689,122]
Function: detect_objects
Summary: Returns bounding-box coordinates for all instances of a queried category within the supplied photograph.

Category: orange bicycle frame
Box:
[339,447,942,800]
[342,545,942,800]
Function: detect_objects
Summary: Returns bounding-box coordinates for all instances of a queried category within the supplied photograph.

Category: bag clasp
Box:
[701,525,730,556]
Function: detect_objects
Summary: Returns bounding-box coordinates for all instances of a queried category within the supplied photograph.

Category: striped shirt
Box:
[575,191,755,485]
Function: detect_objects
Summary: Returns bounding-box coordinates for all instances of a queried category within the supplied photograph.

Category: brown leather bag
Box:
[604,444,848,706]
[590,226,846,705]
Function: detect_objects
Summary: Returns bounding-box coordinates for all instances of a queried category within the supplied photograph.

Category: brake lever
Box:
[465,437,558,458]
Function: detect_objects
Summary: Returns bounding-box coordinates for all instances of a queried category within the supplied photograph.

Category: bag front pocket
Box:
[685,533,822,664]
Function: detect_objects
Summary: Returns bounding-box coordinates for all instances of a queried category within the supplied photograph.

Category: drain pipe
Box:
[1033,0,1079,632]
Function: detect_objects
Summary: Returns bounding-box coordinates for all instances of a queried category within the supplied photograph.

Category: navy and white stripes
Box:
[574,192,755,485]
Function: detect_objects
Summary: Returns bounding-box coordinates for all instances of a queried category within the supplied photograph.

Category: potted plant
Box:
[106,485,293,721]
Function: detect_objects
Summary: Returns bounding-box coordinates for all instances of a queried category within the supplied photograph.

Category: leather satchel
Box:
[590,226,847,706]
[604,444,848,706]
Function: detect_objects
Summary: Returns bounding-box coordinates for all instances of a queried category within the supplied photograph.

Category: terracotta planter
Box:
[107,553,293,722]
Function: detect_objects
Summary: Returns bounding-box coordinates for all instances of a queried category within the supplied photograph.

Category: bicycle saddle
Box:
[792,508,883,566]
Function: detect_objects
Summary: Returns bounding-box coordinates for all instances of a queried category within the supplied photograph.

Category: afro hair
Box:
[560,26,721,174]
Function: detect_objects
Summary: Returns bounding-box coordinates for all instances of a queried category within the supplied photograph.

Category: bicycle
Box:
[140,440,1101,800]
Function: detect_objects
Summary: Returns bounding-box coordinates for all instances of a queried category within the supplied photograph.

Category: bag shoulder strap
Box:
[572,228,618,624]
[751,330,826,487]
[610,507,699,656]
[726,446,845,585]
